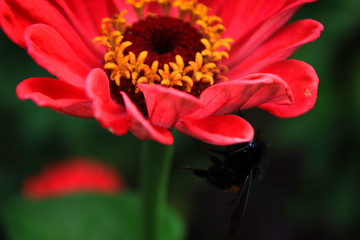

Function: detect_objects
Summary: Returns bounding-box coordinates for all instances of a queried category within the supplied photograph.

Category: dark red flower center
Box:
[122,16,205,68]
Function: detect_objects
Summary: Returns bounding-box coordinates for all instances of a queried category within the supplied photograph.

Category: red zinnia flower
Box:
[0,0,323,145]
[22,158,124,199]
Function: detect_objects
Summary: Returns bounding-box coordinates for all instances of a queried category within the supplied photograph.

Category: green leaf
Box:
[1,193,185,240]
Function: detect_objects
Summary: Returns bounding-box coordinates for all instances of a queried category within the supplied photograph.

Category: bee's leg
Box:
[203,148,228,156]
[202,153,223,166]
[179,167,228,190]
[206,174,229,190]
[232,143,252,153]
[177,166,209,178]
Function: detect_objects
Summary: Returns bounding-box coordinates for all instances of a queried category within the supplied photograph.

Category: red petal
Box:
[59,0,135,37]
[86,68,128,135]
[195,73,293,118]
[226,19,324,78]
[138,83,202,129]
[259,59,319,117]
[120,92,173,145]
[176,115,254,146]
[218,0,289,41]
[22,158,124,199]
[0,0,106,59]
[203,0,316,46]
[24,24,94,87]
[16,77,92,118]
[224,3,298,67]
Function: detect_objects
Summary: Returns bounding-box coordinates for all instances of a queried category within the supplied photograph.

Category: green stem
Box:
[140,132,177,240]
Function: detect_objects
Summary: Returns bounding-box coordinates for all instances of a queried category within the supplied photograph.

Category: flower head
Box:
[1,0,323,145]
[22,158,124,199]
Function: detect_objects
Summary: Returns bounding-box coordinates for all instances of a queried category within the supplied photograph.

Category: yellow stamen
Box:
[173,0,197,19]
[151,61,159,72]
[158,0,173,15]
[126,0,151,19]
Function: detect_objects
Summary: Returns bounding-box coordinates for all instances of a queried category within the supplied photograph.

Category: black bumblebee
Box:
[182,137,269,235]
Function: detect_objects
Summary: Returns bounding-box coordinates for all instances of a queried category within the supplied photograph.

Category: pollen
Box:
[94,0,233,101]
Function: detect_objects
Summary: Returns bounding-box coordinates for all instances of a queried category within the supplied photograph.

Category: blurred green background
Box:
[1,0,360,239]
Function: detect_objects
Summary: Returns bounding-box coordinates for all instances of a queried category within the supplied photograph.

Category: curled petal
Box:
[176,115,254,146]
[16,77,92,118]
[226,19,324,77]
[259,59,319,117]
[86,68,128,135]
[195,73,293,118]
[24,24,95,87]
[120,92,173,145]
[138,83,202,129]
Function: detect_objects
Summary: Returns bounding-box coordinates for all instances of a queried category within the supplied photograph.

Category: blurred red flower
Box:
[22,158,124,199]
[0,0,323,145]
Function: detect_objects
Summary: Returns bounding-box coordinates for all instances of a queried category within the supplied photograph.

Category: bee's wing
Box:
[227,171,253,236]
